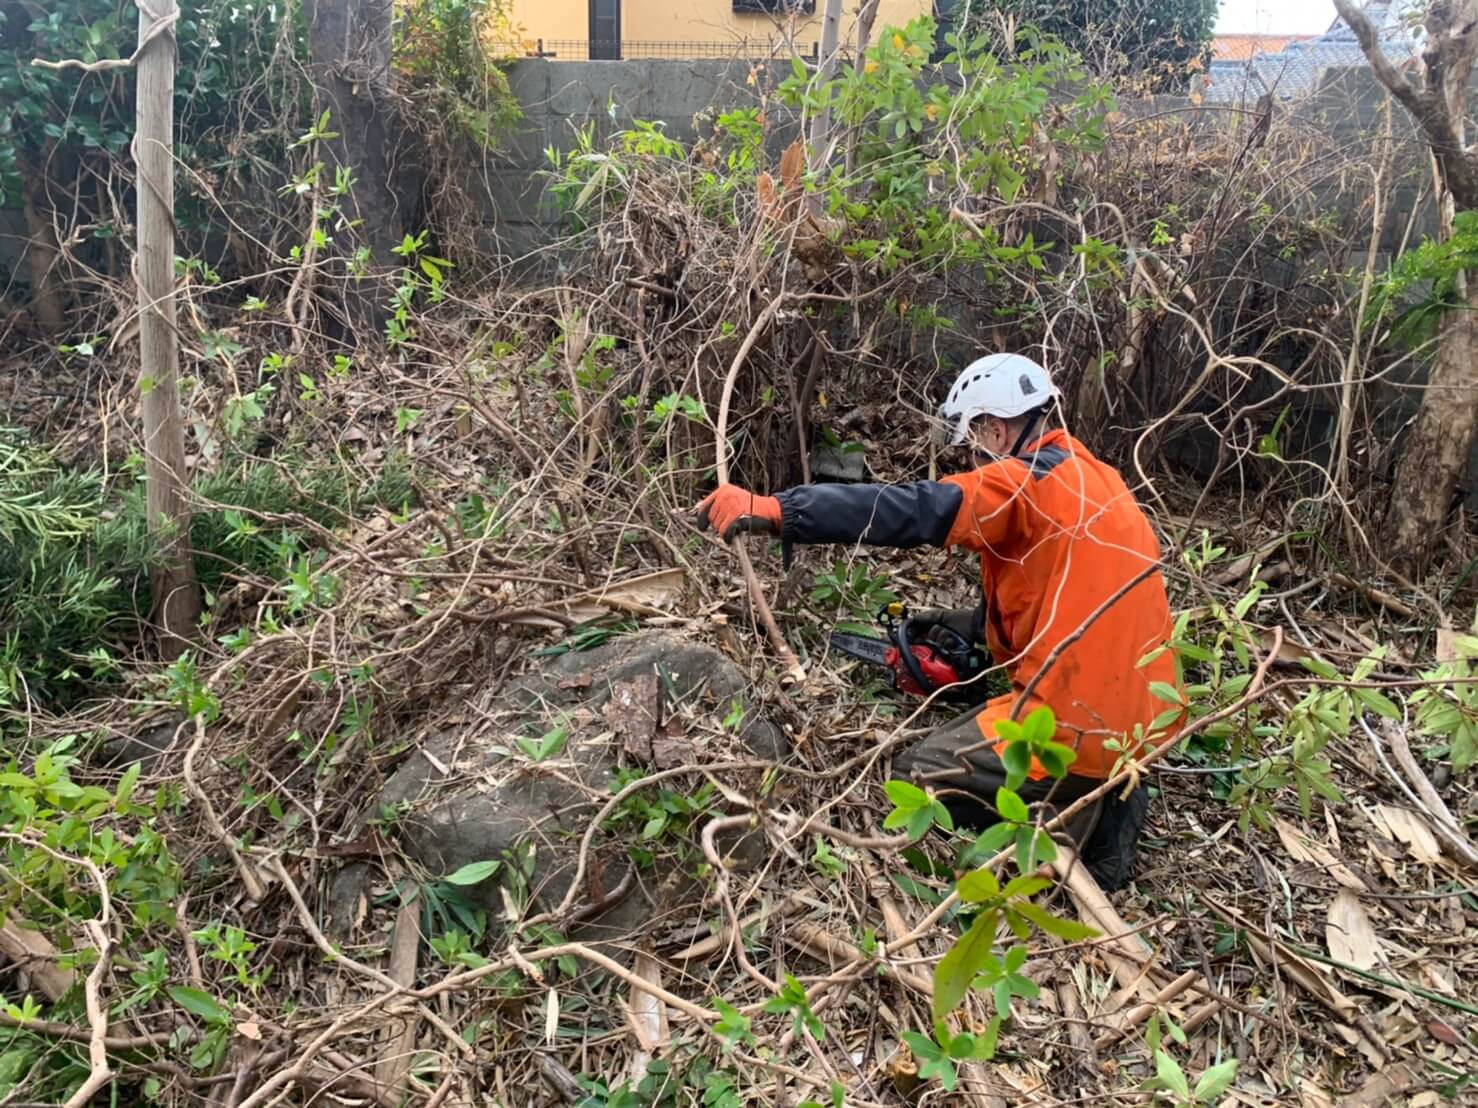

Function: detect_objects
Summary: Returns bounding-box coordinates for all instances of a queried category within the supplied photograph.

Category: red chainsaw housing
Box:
[883,644,962,696]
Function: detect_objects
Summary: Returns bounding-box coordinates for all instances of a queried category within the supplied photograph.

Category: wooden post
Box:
[135,0,200,653]
[805,0,844,216]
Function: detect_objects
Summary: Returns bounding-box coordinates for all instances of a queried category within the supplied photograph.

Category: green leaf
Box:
[711,996,753,1051]
[1150,706,1185,732]
[115,761,140,805]
[956,867,1001,902]
[1354,688,1400,720]
[443,860,500,886]
[1031,831,1058,865]
[934,909,996,1020]
[995,787,1029,824]
[972,1014,1002,1059]
[1015,825,1040,876]
[1137,645,1167,667]
[992,719,1023,744]
[934,910,1005,1022]
[931,800,955,833]
[890,872,943,905]
[1149,681,1185,706]
[1035,745,1068,779]
[900,1030,940,1060]
[885,779,928,809]
[1000,741,1031,789]
[1194,1058,1238,1100]
[1020,705,1056,746]
[1153,1050,1190,1100]
[958,822,1015,868]
[905,805,935,842]
[1300,655,1339,679]
[168,986,230,1025]
[1012,900,1098,941]
[1001,874,1052,899]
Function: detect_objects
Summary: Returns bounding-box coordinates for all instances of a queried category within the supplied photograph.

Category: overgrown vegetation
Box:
[952,0,1219,89]
[0,426,412,708]
[1,8,1477,1108]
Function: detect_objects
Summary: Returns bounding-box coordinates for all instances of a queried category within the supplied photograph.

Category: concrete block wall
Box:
[478,59,779,262]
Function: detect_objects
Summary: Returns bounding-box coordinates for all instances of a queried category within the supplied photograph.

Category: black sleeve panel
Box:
[775,481,964,548]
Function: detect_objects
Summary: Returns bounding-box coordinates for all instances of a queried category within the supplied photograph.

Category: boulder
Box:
[329,632,786,940]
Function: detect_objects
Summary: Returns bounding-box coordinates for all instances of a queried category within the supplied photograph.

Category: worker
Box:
[694,353,1177,889]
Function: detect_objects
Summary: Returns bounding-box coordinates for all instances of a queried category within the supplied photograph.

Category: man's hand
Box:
[694,484,782,541]
[912,604,984,647]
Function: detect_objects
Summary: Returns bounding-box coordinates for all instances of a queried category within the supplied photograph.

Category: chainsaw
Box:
[829,603,989,702]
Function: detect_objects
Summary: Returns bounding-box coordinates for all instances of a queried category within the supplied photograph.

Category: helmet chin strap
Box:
[1007,409,1042,458]
[966,409,1042,465]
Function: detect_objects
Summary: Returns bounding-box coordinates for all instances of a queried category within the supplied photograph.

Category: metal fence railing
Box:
[527,39,821,61]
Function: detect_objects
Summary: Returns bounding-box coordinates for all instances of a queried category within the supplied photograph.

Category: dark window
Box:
[588,0,621,58]
[732,0,815,13]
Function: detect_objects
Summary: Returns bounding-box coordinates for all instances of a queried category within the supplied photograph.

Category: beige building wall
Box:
[505,0,931,55]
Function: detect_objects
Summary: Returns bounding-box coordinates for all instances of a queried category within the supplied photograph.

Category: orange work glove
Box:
[694,484,782,540]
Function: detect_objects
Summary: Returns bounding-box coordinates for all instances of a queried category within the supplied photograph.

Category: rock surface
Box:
[329,632,785,940]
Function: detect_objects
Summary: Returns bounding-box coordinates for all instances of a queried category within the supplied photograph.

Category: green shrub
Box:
[0,428,413,709]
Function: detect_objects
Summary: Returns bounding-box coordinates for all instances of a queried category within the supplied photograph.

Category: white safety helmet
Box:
[937,353,1060,446]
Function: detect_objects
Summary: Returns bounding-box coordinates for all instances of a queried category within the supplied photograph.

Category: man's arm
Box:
[695,463,1031,550]
[775,481,964,548]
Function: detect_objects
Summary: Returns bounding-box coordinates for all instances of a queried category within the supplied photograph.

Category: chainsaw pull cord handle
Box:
[894,616,937,695]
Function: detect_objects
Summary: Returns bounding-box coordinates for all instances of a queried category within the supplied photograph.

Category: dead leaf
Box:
[649,733,699,770]
[756,171,778,218]
[1435,623,1458,663]
[1418,962,1458,996]
[0,919,77,1001]
[562,568,686,624]
[1378,805,1443,865]
[557,673,593,690]
[1297,1079,1336,1108]
[1274,817,1366,890]
[1325,890,1380,970]
[1345,1061,1420,1107]
[1204,896,1357,1019]
[779,138,805,194]
[1428,1020,1461,1046]
[237,1020,262,1041]
[1258,626,1319,667]
[625,952,669,1086]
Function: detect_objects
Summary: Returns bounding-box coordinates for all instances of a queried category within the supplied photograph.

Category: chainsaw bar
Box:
[828,631,893,670]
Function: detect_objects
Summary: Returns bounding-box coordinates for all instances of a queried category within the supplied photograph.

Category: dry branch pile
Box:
[3,41,1478,1108]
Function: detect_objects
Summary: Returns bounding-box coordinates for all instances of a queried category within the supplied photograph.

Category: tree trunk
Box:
[805,0,844,217]
[303,0,402,336]
[855,0,881,55]
[1387,286,1478,565]
[1330,0,1478,566]
[21,169,65,332]
[136,0,201,654]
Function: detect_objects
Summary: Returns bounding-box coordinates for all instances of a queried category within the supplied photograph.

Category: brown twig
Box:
[712,292,807,685]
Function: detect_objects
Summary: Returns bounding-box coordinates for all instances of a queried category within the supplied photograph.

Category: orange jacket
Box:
[940,429,1176,778]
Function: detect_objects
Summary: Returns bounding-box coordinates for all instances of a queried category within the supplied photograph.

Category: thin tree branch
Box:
[1332,0,1478,207]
